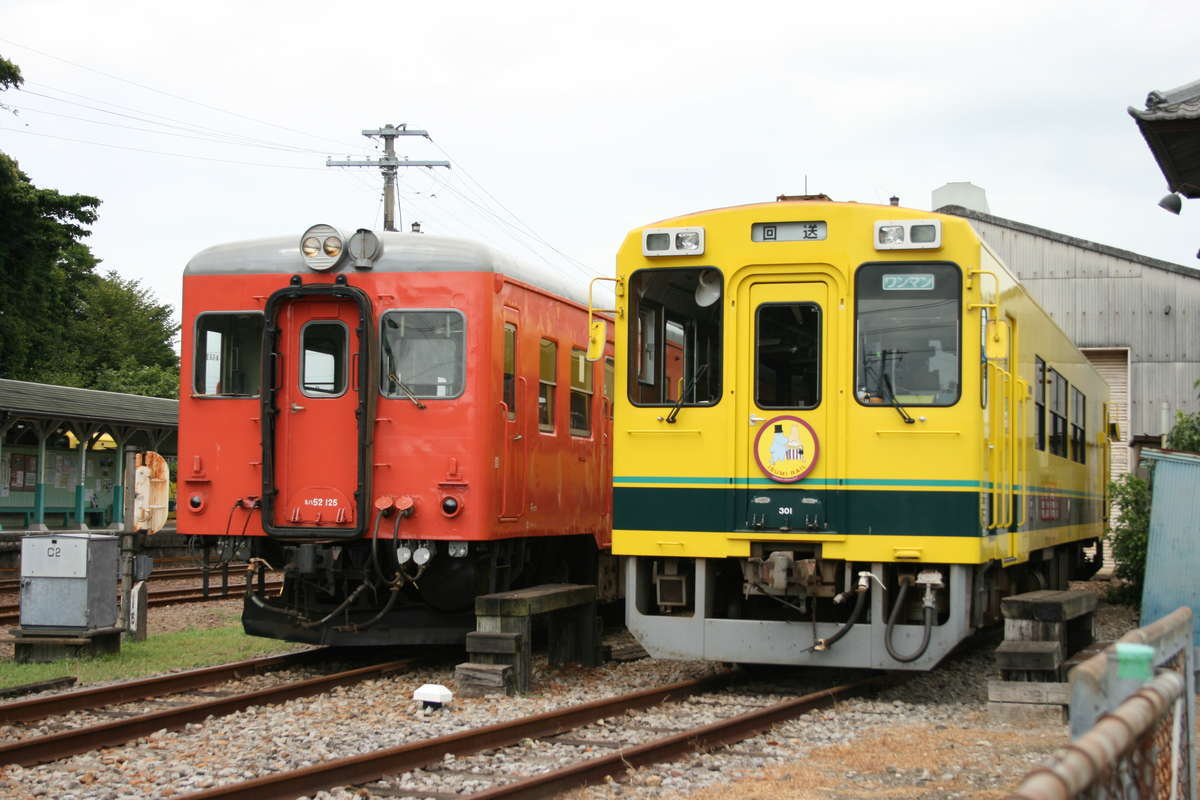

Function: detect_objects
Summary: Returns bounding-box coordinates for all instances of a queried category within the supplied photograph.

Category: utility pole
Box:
[327,124,450,232]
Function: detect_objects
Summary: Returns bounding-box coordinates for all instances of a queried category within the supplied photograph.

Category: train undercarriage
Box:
[626,538,1103,670]
[204,533,618,647]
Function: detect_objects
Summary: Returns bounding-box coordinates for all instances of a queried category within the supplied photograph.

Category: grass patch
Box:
[0,612,308,690]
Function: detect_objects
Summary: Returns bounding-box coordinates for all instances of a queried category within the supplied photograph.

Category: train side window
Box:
[1034,357,1046,450]
[380,310,466,399]
[503,323,517,419]
[1071,387,1086,464]
[627,267,723,407]
[755,302,820,409]
[301,321,347,397]
[1048,368,1068,457]
[855,263,961,407]
[539,338,557,432]
[194,312,264,397]
[569,348,593,436]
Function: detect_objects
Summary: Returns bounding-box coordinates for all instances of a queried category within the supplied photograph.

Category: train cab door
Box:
[262,286,372,538]
[736,279,831,531]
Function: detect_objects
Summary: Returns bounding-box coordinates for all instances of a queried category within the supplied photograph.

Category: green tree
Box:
[1165,405,1200,454]
[1,54,178,397]
[0,156,101,381]
[0,54,102,381]
[1109,402,1200,605]
[1108,473,1151,603]
[0,53,20,92]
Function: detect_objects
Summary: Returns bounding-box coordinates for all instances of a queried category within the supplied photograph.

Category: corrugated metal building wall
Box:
[939,205,1200,442]
[939,205,1200,573]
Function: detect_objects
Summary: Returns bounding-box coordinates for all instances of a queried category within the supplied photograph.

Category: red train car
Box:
[179,224,615,645]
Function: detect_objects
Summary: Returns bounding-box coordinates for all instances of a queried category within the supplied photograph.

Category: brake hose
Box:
[884,575,935,663]
[814,581,869,651]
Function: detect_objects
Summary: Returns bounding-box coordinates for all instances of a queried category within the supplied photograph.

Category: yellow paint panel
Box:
[614,529,991,563]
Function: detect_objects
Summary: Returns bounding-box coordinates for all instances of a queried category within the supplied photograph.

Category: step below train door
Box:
[262,285,373,538]
[737,279,830,531]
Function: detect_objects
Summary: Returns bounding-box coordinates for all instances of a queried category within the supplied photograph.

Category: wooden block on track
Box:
[987,701,1067,726]
[455,662,514,697]
[995,639,1064,671]
[987,679,1071,705]
[1001,590,1097,622]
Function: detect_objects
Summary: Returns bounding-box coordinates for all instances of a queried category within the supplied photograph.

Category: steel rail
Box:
[0,658,413,766]
[0,648,324,724]
[0,566,254,592]
[465,674,889,800]
[0,582,283,625]
[175,671,742,800]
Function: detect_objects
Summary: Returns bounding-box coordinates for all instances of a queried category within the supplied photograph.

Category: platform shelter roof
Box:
[0,379,177,452]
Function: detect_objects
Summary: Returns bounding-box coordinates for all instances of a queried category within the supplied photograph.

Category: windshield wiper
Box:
[881,373,915,424]
[665,363,709,424]
[389,374,426,409]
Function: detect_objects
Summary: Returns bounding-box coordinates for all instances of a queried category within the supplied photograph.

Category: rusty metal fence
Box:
[1009,606,1195,800]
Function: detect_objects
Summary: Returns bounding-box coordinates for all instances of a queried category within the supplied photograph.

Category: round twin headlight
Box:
[299,224,345,271]
[413,544,433,566]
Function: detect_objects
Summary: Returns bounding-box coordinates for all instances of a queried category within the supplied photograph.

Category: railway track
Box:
[175,670,891,800]
[0,581,283,626]
[0,648,324,723]
[0,650,413,766]
[0,566,251,593]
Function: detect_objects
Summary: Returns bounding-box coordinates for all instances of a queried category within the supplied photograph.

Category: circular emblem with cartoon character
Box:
[753,415,819,483]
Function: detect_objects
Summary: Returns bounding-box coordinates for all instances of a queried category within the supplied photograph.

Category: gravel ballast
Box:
[0,581,1142,800]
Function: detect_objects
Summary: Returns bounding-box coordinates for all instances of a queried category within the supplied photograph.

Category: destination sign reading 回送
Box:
[751,221,828,242]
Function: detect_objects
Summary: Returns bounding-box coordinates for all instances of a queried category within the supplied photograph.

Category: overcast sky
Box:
[1,0,1197,329]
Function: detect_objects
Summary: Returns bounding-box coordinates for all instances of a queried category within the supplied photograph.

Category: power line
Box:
[426,139,600,277]
[0,125,326,170]
[0,37,366,152]
[23,82,344,155]
[427,170,601,278]
[6,102,338,155]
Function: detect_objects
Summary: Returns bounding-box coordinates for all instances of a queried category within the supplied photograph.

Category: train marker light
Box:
[874,219,942,250]
[347,228,382,269]
[299,224,346,271]
[642,226,705,256]
[413,543,433,566]
[396,543,413,564]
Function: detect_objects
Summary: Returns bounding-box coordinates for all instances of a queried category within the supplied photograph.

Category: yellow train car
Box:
[603,197,1109,669]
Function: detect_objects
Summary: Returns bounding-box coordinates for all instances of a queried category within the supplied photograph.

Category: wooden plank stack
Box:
[455,583,600,696]
[987,589,1098,723]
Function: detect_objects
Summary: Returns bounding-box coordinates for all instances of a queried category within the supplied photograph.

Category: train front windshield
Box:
[627,267,722,407]
[380,310,466,399]
[855,263,961,406]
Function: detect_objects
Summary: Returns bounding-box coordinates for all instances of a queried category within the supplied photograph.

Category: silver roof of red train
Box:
[184,230,598,307]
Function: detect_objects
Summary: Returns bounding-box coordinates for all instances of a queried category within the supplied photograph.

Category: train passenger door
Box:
[262,288,372,537]
[500,314,526,520]
[736,280,830,531]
